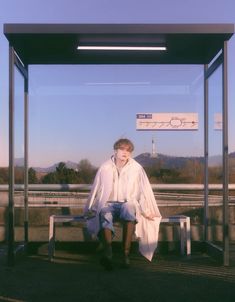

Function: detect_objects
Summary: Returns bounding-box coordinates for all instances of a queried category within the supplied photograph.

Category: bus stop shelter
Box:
[3,23,234,266]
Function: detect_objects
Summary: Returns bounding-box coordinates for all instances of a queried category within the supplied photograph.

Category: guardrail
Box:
[1,184,235,207]
[1,183,235,191]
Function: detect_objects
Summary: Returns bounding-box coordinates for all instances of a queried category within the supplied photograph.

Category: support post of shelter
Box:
[204,64,209,242]
[7,46,15,266]
[24,66,29,246]
[222,40,229,266]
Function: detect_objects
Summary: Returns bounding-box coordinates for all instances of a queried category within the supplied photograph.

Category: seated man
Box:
[84,138,161,270]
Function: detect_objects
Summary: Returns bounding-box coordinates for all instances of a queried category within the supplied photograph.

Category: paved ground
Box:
[0,243,235,302]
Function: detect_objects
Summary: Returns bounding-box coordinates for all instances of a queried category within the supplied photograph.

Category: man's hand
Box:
[142,212,156,221]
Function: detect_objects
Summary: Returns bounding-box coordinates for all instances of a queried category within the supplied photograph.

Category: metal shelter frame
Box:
[3,23,234,266]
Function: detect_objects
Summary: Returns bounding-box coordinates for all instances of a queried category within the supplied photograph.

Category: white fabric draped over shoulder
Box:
[84,157,162,261]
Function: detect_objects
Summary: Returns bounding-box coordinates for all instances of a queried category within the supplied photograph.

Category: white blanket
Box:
[84,157,162,261]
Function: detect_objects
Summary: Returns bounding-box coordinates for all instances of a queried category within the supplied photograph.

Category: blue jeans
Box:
[99,201,136,233]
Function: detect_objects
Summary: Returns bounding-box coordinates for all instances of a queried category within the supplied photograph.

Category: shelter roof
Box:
[4,23,234,65]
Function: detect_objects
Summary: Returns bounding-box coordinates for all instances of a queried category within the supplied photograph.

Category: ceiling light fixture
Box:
[77,45,166,51]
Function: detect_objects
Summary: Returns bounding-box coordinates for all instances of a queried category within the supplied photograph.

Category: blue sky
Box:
[0,0,235,167]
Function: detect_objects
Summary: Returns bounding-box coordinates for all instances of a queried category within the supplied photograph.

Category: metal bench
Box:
[48,214,191,260]
[161,215,191,256]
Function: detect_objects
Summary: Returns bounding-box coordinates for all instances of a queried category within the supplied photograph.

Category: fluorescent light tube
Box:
[77,45,166,51]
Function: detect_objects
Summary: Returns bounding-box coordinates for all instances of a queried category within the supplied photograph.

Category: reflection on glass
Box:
[208,65,223,247]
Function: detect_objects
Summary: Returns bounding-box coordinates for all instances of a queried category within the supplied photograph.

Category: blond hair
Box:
[113,138,134,152]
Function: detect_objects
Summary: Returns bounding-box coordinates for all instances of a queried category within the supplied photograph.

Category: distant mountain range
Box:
[33,161,78,173]
[135,153,204,169]
[14,159,78,173]
[136,152,235,168]
[13,152,235,173]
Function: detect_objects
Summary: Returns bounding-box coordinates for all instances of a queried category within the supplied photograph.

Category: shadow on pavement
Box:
[0,243,235,302]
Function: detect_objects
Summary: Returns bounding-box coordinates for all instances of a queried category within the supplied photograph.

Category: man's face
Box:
[115,145,132,162]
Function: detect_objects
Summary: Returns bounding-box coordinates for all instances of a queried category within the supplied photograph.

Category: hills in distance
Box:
[32,161,78,173]
[13,152,235,173]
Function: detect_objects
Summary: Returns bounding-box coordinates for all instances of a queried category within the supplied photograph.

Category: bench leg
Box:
[186,217,191,255]
[180,220,185,255]
[48,216,55,260]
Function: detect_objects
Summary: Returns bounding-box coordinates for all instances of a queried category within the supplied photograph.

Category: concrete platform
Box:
[0,243,235,302]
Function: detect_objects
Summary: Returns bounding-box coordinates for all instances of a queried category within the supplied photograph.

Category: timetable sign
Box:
[136,113,198,130]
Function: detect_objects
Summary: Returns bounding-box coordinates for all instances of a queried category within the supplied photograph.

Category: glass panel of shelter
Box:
[208,65,223,249]
[14,66,25,242]
[12,62,228,263]
[29,64,204,183]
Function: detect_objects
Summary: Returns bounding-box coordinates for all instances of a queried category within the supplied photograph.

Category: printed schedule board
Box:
[136,113,198,130]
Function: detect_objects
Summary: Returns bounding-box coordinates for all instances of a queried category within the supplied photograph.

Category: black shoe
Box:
[100,256,113,271]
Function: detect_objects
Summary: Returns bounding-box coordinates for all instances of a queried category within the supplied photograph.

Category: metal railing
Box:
[1,184,235,207]
[1,183,235,191]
